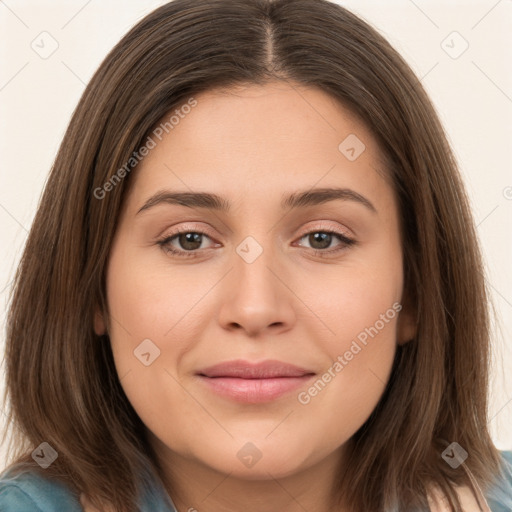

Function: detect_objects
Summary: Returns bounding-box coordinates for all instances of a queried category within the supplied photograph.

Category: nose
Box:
[217,239,296,337]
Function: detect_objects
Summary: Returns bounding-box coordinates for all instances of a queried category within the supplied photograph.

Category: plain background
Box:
[0,0,511,466]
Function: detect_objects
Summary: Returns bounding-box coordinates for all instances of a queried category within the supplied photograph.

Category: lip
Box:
[196,359,316,403]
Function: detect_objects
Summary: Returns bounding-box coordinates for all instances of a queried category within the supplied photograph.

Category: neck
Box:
[148,435,348,512]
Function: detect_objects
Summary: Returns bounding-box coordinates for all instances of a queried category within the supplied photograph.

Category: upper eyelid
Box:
[161,222,354,248]
[161,220,353,240]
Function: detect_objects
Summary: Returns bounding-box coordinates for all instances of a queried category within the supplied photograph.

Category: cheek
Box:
[103,249,201,436]
[298,258,402,437]
[104,245,205,358]
[103,245,216,426]
[102,254,166,402]
[106,253,172,332]
[299,311,398,448]
[316,256,402,357]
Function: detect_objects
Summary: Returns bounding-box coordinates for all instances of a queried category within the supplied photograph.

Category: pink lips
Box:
[197,359,316,403]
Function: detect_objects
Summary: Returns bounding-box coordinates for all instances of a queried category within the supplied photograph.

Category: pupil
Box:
[177,232,332,252]
[180,232,201,250]
[311,232,330,249]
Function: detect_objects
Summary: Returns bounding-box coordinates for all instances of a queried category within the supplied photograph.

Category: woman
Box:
[1,0,511,510]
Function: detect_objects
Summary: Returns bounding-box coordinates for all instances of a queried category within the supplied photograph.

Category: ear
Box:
[396,298,417,345]
[93,305,107,336]
[395,273,418,345]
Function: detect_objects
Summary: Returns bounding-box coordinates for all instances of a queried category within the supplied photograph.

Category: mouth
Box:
[196,359,316,403]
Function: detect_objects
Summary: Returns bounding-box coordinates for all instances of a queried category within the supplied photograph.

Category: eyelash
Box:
[156,224,356,259]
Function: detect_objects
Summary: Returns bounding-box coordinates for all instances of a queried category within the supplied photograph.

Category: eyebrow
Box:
[136,187,377,215]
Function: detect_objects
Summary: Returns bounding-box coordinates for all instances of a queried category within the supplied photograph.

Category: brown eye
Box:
[296,230,355,256]
[306,232,334,250]
[157,228,218,258]
[175,232,204,251]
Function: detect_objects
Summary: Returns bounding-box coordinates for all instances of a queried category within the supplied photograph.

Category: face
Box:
[95,81,416,482]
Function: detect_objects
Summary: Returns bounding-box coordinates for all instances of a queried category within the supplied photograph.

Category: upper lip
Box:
[197,359,315,379]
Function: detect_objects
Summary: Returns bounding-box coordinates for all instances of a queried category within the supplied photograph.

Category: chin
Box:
[206,441,315,479]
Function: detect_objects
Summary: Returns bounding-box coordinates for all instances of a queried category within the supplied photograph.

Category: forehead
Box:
[124,81,391,212]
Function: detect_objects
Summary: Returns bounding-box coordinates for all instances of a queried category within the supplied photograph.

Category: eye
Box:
[295,229,356,256]
[157,228,218,258]
[156,224,356,259]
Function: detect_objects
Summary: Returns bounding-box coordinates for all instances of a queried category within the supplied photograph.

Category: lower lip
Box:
[198,375,315,403]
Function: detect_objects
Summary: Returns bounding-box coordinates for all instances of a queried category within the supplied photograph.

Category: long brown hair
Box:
[1,0,504,510]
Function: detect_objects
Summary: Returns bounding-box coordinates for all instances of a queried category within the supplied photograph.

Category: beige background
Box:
[1,0,511,466]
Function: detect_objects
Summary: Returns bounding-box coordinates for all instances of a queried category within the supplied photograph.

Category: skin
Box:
[94,81,417,512]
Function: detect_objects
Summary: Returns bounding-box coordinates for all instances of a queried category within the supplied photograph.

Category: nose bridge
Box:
[217,231,295,335]
[234,232,281,303]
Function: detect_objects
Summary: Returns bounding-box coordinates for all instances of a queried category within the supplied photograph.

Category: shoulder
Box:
[0,464,175,512]
[0,466,82,512]
[425,450,512,512]
[485,449,512,512]
[498,449,512,470]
